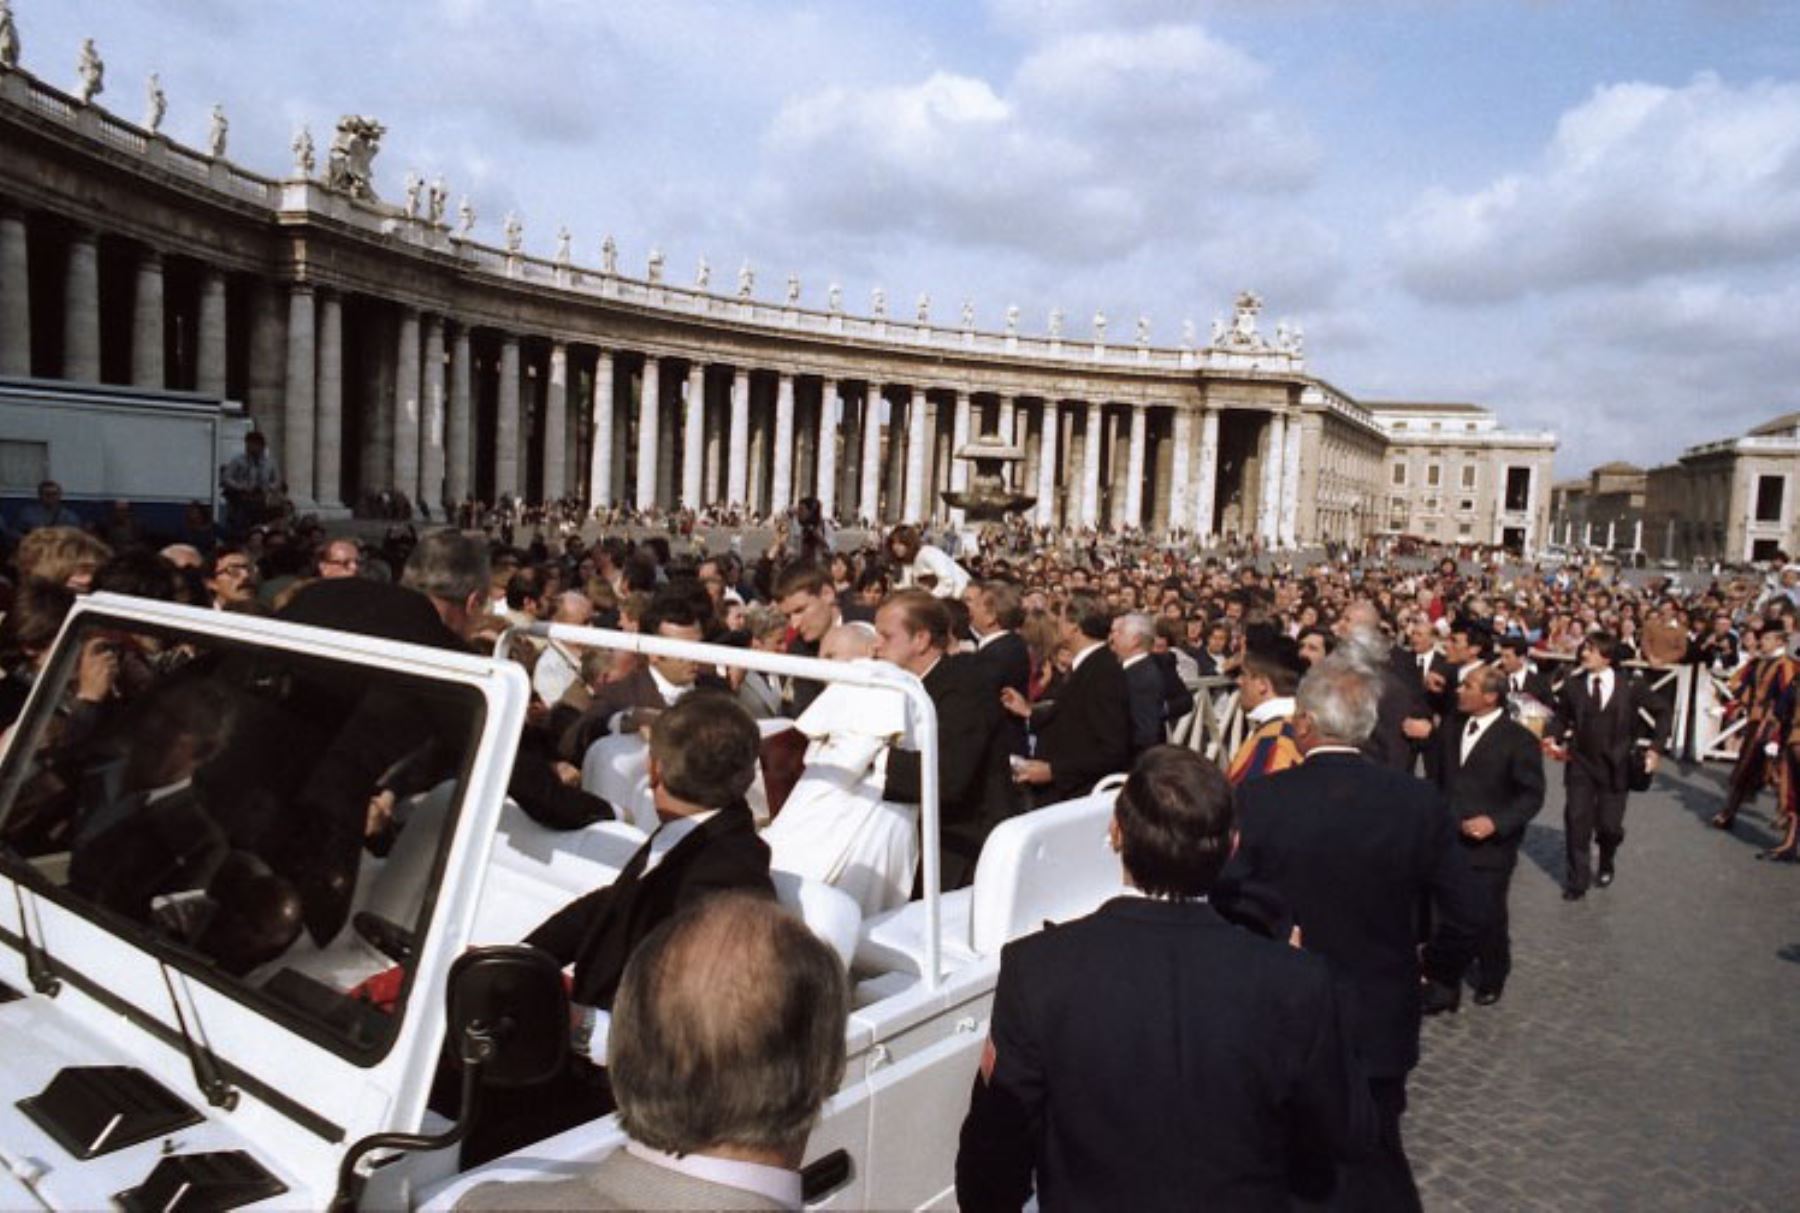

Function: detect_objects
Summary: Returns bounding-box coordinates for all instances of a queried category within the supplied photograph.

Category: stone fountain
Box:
[941,429,1037,522]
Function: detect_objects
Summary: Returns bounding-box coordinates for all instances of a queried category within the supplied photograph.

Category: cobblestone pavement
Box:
[1408,760,1800,1212]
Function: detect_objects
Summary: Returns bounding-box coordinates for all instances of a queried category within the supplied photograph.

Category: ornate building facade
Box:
[0,31,1554,547]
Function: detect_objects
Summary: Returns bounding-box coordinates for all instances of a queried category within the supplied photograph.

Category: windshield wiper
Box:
[10,871,61,997]
[157,959,238,1111]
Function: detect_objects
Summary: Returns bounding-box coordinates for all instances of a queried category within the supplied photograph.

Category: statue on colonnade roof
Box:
[207,104,229,158]
[76,37,102,104]
[144,73,165,134]
[0,2,20,71]
[291,125,316,177]
[325,115,386,201]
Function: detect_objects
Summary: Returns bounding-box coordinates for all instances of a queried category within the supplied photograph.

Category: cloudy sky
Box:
[21,0,1800,475]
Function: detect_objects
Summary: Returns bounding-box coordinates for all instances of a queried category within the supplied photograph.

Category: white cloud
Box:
[757,22,1316,265]
[1392,72,1800,302]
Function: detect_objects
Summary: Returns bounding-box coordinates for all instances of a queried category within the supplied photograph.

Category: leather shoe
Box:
[1473,986,1504,1006]
[1596,858,1616,888]
[1562,886,1586,901]
[1420,981,1460,1016]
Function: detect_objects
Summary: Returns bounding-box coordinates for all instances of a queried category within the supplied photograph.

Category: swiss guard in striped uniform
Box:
[1228,633,1306,786]
[1712,621,1798,861]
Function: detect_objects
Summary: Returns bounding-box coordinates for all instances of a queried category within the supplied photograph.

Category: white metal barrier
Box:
[1528,649,1696,759]
[1172,677,1245,763]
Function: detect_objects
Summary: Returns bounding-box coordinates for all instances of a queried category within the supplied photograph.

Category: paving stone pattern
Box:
[1408,761,1800,1212]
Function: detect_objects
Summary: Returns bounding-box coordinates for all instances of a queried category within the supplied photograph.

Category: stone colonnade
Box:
[0,202,1314,537]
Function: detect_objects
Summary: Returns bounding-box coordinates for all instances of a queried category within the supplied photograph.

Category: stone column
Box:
[496,334,521,499]
[1080,403,1104,529]
[1168,406,1192,535]
[727,367,750,507]
[421,315,446,511]
[316,291,344,509]
[588,349,614,509]
[1280,414,1303,546]
[997,395,1017,487]
[392,307,422,505]
[281,284,316,505]
[635,355,661,511]
[0,210,29,377]
[771,371,796,514]
[859,383,883,525]
[927,395,946,522]
[63,230,100,382]
[1036,400,1059,528]
[657,389,678,506]
[196,270,228,397]
[949,390,972,528]
[704,385,724,504]
[1194,407,1219,537]
[902,387,927,522]
[679,363,705,508]
[1124,402,1147,532]
[1259,412,1286,544]
[130,250,165,389]
[542,341,568,502]
[816,378,838,520]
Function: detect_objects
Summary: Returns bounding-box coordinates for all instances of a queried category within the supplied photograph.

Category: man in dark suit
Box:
[1225,654,1487,1212]
[1425,663,1546,1007]
[957,746,1373,1211]
[1391,614,1452,769]
[775,562,872,715]
[1002,593,1131,804]
[966,579,1032,757]
[557,594,726,761]
[461,691,776,1165]
[879,589,1019,889]
[1496,636,1555,706]
[1109,611,1167,759]
[1547,630,1671,899]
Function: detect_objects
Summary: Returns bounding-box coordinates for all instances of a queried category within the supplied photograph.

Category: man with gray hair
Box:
[1109,610,1165,759]
[1224,653,1487,1211]
[457,893,845,1210]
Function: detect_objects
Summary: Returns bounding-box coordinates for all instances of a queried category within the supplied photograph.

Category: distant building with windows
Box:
[1548,462,1649,551]
[1640,413,1800,563]
[1368,401,1557,553]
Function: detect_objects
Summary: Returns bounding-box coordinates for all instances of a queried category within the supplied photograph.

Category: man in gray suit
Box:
[456,893,848,1211]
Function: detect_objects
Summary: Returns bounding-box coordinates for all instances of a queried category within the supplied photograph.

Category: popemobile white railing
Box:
[495,622,948,985]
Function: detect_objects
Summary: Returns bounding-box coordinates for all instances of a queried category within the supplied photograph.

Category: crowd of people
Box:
[3,468,1798,1208]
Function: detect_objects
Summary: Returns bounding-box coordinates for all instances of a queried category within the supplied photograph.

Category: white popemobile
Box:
[0,594,1127,1210]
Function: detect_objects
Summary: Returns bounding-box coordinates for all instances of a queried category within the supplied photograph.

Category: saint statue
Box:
[557,228,573,267]
[647,246,664,283]
[427,177,448,225]
[695,255,711,289]
[1048,307,1064,338]
[1004,304,1019,335]
[600,234,618,275]
[144,73,165,134]
[961,300,975,329]
[1210,316,1225,345]
[503,212,523,255]
[456,197,476,237]
[76,38,103,105]
[291,125,316,177]
[1093,309,1107,341]
[403,172,422,219]
[1135,315,1150,345]
[207,104,229,159]
[0,2,20,72]
[916,293,931,324]
[827,282,842,313]
[872,286,887,318]
[737,260,755,299]
[786,274,801,306]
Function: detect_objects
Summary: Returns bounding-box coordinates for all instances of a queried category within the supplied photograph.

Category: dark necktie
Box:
[1589,675,1602,704]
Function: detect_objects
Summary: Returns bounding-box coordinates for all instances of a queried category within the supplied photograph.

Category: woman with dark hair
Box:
[886,524,971,599]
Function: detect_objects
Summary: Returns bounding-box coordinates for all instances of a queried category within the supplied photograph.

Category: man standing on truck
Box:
[220,430,282,537]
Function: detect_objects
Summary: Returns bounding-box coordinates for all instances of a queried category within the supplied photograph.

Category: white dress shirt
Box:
[625,1141,803,1210]
[1586,667,1615,710]
[1460,707,1504,763]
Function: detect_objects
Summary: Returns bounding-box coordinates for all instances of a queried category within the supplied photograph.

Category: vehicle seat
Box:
[771,868,862,970]
[852,774,1128,977]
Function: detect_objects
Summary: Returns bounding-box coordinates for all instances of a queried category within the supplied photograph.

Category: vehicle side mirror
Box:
[331,945,568,1211]
[446,945,568,1088]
